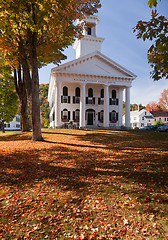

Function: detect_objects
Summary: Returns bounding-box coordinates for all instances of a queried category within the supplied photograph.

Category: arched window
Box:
[63,86,68,96]
[88,88,93,97]
[100,89,104,99]
[112,90,116,99]
[110,110,118,123]
[61,108,70,122]
[75,87,80,97]
[112,110,116,120]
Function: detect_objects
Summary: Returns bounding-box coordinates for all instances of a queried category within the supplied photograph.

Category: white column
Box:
[55,81,61,127]
[118,88,124,127]
[104,85,109,128]
[80,83,86,128]
[125,87,131,128]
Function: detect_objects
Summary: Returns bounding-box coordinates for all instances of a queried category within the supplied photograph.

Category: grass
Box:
[0,129,168,239]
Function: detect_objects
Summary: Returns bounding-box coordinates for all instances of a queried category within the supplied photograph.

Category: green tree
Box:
[0,73,19,133]
[0,0,101,141]
[39,84,50,128]
[134,0,168,81]
[154,119,163,125]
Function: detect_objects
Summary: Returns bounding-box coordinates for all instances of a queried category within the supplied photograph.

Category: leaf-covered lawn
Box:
[0,129,168,239]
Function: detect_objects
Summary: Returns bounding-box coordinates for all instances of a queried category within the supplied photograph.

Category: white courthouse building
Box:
[48,15,136,129]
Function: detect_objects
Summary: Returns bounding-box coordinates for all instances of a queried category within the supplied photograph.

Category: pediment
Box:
[52,51,136,79]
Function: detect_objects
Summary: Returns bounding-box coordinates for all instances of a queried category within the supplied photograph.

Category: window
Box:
[98,89,104,105]
[87,27,91,35]
[16,117,20,122]
[134,117,136,121]
[61,86,70,103]
[16,124,20,128]
[88,88,93,97]
[112,90,116,99]
[100,89,104,99]
[142,117,144,120]
[145,112,147,115]
[164,118,166,121]
[63,86,68,96]
[86,88,95,104]
[73,87,80,104]
[61,109,70,122]
[75,87,80,97]
[110,90,118,105]
[110,110,118,123]
[141,123,144,127]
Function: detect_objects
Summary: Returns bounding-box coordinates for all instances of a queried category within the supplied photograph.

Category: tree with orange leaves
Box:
[0,0,101,141]
[158,89,168,111]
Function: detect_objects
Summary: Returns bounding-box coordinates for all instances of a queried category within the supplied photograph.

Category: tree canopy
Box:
[134,0,168,81]
[0,0,101,140]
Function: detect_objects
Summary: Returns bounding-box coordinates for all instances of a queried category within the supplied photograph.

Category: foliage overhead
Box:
[0,0,101,67]
[0,0,101,141]
[134,1,168,81]
[148,0,161,8]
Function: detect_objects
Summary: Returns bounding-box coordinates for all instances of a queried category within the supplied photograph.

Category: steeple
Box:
[73,15,104,59]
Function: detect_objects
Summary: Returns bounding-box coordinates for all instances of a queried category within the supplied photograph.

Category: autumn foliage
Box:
[0,129,167,239]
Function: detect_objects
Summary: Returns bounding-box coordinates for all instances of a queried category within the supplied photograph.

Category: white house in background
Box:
[48,15,136,129]
[151,111,168,125]
[0,114,21,131]
[123,109,155,129]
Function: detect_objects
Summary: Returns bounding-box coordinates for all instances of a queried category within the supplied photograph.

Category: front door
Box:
[87,112,93,125]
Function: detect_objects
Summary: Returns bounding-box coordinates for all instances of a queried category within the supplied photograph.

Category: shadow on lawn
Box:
[0,133,167,193]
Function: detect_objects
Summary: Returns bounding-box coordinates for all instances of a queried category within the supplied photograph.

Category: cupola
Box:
[73,15,104,59]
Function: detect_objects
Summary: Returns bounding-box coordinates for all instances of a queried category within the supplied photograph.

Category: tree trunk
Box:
[28,33,43,141]
[14,69,29,132]
[1,120,5,133]
[20,93,29,132]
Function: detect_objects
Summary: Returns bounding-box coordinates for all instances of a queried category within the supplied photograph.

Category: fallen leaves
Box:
[0,129,167,239]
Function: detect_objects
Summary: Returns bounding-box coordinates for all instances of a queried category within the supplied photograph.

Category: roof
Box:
[51,51,137,79]
[150,111,168,117]
[144,116,154,119]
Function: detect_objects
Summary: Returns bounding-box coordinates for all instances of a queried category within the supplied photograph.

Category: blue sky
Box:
[39,0,168,105]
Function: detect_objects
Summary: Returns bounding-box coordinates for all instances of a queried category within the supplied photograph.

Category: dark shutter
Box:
[93,97,95,104]
[109,98,112,105]
[73,111,75,120]
[98,112,100,121]
[86,97,88,104]
[68,111,70,120]
[116,99,119,105]
[61,96,63,103]
[73,96,75,104]
[68,96,70,103]
[116,112,118,121]
[61,111,63,120]
[98,98,100,105]
[109,112,111,121]
[109,112,112,121]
